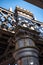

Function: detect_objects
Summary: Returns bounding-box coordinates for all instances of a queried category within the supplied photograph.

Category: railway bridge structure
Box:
[0,6,43,65]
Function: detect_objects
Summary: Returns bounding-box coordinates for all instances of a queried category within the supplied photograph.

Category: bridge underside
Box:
[25,0,43,8]
[0,6,43,65]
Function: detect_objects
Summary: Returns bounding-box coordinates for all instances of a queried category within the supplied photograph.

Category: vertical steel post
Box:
[13,28,39,65]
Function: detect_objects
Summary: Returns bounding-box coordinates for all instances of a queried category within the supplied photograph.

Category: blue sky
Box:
[0,0,43,22]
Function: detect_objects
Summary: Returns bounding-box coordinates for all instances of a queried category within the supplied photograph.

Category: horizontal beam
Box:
[25,0,43,8]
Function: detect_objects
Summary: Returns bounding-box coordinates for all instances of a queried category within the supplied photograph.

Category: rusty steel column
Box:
[13,28,39,65]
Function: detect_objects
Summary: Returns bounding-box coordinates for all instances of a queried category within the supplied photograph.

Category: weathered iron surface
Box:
[0,6,43,65]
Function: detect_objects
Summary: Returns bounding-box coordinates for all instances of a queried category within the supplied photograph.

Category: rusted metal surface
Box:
[13,27,39,65]
[0,6,43,65]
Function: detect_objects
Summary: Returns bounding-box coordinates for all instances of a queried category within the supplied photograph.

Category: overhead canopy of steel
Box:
[0,6,43,65]
[24,0,43,9]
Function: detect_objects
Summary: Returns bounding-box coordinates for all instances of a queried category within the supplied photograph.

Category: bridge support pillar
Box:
[13,28,39,65]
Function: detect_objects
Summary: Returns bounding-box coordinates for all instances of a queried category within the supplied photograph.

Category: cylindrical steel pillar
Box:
[13,30,39,65]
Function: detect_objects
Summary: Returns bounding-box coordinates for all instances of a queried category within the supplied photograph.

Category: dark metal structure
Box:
[0,6,43,65]
[24,0,43,8]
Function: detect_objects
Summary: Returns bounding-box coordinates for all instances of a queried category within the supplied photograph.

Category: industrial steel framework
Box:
[0,6,43,65]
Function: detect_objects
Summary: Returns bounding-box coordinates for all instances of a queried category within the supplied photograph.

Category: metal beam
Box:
[24,0,43,8]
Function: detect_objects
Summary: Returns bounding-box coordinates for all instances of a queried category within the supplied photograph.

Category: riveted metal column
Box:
[13,28,39,65]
